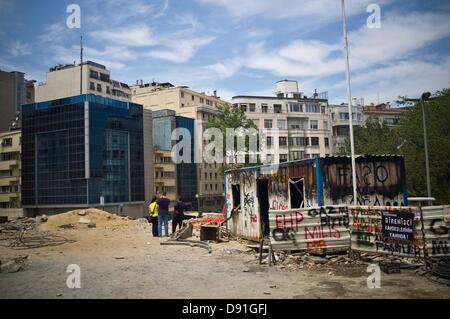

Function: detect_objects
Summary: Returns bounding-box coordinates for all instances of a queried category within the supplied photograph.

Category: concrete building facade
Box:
[329,101,364,154]
[231,80,332,162]
[35,61,131,103]
[362,103,408,127]
[132,82,227,212]
[0,70,34,132]
[0,130,22,210]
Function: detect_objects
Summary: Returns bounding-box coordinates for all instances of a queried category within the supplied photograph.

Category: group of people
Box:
[148,192,189,237]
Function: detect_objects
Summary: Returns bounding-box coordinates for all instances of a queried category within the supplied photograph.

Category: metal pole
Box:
[421,99,432,205]
[80,36,83,95]
[341,0,358,204]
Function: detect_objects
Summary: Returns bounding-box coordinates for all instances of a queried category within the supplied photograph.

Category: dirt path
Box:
[1,221,449,299]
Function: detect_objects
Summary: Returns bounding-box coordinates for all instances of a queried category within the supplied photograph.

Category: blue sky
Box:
[1,0,450,104]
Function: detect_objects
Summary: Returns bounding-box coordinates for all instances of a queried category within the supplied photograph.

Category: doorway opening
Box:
[257,179,270,236]
[289,178,305,209]
[231,184,241,210]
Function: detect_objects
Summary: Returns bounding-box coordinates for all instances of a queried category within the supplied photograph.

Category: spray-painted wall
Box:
[422,205,450,257]
[269,206,350,253]
[321,156,407,207]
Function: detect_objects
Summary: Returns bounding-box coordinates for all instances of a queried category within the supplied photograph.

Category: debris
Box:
[77,210,87,216]
[243,268,250,272]
[263,292,271,295]
[161,239,212,254]
[200,223,220,242]
[115,256,125,260]
[88,222,96,228]
[270,285,277,289]
[40,215,48,223]
[58,224,75,229]
[78,217,91,225]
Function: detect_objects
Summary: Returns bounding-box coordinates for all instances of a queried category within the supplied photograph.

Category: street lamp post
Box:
[420,92,432,205]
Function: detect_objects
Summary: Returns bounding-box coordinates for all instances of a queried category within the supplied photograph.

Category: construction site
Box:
[1,205,449,299]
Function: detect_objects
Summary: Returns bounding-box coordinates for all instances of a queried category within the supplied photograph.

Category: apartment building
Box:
[132,82,227,212]
[0,130,21,211]
[329,100,364,154]
[0,70,34,132]
[362,103,408,127]
[35,61,131,103]
[231,80,332,162]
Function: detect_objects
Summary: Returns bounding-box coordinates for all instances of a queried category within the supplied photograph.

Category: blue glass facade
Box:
[22,94,144,207]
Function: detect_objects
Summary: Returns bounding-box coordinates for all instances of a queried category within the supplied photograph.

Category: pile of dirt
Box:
[38,209,138,231]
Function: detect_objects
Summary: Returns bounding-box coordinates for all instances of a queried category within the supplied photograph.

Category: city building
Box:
[0,70,34,132]
[34,61,131,103]
[0,129,22,219]
[231,80,332,161]
[329,99,364,154]
[21,94,148,217]
[132,82,227,212]
[152,110,197,208]
[362,103,408,127]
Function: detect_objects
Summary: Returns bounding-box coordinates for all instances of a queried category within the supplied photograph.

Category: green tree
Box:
[205,104,260,174]
[397,88,450,204]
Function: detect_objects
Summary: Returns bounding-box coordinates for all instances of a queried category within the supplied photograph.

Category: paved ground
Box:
[1,221,449,299]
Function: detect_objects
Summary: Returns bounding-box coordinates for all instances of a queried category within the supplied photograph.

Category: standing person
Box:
[148,196,159,237]
[172,197,187,233]
[157,192,170,237]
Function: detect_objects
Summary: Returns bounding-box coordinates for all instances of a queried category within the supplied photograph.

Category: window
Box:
[106,86,111,94]
[324,121,328,130]
[267,136,273,146]
[289,137,309,146]
[249,104,256,112]
[280,154,288,163]
[290,120,300,129]
[340,112,349,120]
[90,82,95,90]
[240,104,247,112]
[289,103,301,112]
[200,97,204,103]
[192,95,195,101]
[274,104,282,113]
[100,73,110,82]
[0,170,12,177]
[325,137,329,147]
[1,138,12,147]
[181,92,185,98]
[97,83,102,92]
[205,172,208,180]
[306,103,320,113]
[264,119,273,129]
[215,184,218,191]
[279,137,287,146]
[277,120,286,129]
[310,120,318,129]
[311,137,319,146]
[90,70,99,79]
[311,153,320,158]
[262,104,268,113]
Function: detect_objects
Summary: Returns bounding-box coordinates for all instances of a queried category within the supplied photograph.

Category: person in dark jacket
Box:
[172,197,187,233]
[157,192,170,237]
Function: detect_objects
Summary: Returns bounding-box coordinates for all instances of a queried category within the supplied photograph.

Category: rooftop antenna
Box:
[80,36,83,95]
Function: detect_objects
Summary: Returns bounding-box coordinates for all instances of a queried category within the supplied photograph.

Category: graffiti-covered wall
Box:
[321,156,407,206]
[269,206,350,252]
[422,206,450,257]
[226,170,261,241]
[349,206,425,258]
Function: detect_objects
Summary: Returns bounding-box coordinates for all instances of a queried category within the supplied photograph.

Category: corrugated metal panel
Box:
[269,206,350,253]
[422,205,450,257]
[349,206,425,258]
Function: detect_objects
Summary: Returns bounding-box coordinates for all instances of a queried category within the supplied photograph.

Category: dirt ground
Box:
[1,216,449,299]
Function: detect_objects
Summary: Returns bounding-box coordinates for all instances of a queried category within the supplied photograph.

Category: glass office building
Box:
[22,94,144,207]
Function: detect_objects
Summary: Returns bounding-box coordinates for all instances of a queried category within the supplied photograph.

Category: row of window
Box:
[1,138,13,147]
[266,136,329,147]
[263,119,328,130]
[235,102,325,114]
[90,70,110,82]
[89,82,130,98]
[0,185,20,193]
[204,172,219,180]
[181,92,216,107]
[204,183,222,192]
[0,152,20,161]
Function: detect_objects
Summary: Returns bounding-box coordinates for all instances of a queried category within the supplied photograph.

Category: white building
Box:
[231,80,332,161]
[35,61,131,103]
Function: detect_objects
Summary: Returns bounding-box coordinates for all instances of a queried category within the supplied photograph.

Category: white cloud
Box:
[196,0,391,22]
[91,25,158,47]
[146,36,215,63]
[39,22,68,44]
[206,58,242,79]
[9,41,31,57]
